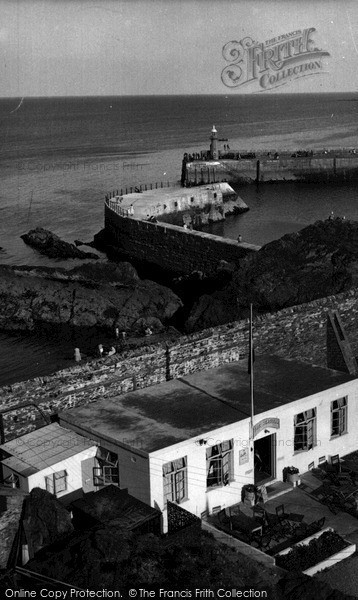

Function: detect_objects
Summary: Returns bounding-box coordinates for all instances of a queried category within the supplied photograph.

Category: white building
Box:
[53,354,358,531]
[0,423,99,503]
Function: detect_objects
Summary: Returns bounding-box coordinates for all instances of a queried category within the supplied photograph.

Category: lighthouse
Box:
[210,125,218,160]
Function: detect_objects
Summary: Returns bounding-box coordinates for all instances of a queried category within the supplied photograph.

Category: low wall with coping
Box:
[2,287,358,441]
[202,521,276,566]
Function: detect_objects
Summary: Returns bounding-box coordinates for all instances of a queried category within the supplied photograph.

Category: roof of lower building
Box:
[0,423,97,477]
[71,485,160,529]
[58,355,356,454]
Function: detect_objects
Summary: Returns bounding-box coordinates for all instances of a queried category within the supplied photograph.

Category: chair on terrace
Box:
[275,504,296,536]
[217,508,231,529]
[253,505,267,527]
[326,454,341,474]
[212,505,222,515]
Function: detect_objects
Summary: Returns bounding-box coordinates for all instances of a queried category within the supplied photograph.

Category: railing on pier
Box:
[105,181,178,200]
[185,147,358,162]
[106,197,129,217]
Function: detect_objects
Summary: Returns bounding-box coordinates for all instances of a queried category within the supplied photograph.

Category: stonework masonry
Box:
[2,287,358,442]
[104,201,258,276]
[185,156,358,185]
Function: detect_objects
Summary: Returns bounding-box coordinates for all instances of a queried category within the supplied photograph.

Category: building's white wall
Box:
[25,446,98,498]
[256,379,358,478]
[150,419,254,531]
[56,420,151,505]
[150,378,358,530]
[116,447,151,505]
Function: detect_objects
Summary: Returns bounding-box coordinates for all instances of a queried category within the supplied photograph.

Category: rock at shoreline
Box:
[21,227,100,260]
[185,218,358,331]
[0,262,182,333]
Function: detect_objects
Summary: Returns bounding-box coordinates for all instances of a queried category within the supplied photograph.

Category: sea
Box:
[0,92,357,385]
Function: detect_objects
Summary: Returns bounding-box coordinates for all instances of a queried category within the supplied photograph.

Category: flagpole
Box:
[250,303,254,439]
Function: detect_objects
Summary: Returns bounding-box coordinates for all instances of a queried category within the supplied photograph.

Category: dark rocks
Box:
[0,262,182,333]
[185,218,358,331]
[233,217,358,312]
[21,227,99,260]
[22,488,73,556]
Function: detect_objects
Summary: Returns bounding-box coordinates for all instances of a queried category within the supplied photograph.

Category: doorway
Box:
[254,434,276,485]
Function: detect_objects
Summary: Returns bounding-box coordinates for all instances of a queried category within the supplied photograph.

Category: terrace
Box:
[204,459,358,560]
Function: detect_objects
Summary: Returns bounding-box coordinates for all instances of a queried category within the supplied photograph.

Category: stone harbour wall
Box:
[185,156,358,185]
[2,287,358,442]
[105,201,259,276]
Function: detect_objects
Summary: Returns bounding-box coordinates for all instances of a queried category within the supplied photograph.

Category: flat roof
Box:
[113,183,234,217]
[71,486,160,529]
[59,355,355,454]
[0,423,96,477]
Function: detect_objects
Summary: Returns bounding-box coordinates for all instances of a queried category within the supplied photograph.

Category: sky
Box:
[1,0,358,97]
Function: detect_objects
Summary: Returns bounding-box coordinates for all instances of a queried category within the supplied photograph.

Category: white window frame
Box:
[294,409,317,452]
[163,457,188,504]
[93,448,119,487]
[331,397,348,437]
[206,440,233,488]
[45,470,67,495]
[3,472,20,488]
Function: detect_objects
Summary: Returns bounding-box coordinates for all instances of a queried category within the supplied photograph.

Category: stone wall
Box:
[2,287,358,442]
[185,156,358,185]
[105,201,259,276]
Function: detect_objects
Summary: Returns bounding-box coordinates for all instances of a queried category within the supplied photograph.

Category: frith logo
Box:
[221,28,330,91]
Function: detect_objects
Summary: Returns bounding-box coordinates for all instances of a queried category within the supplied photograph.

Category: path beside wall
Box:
[2,288,358,441]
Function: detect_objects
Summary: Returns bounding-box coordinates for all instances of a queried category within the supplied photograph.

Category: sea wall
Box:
[2,287,358,442]
[104,201,258,276]
[185,156,358,185]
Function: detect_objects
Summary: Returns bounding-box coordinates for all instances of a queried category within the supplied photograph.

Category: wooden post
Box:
[256,160,261,184]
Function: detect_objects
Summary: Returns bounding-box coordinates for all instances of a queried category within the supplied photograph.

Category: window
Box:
[3,472,20,488]
[294,409,316,452]
[163,457,187,504]
[331,397,347,437]
[93,448,119,487]
[206,441,233,488]
[45,470,67,495]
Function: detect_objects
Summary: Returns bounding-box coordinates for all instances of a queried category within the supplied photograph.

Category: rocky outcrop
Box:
[22,488,74,556]
[185,218,358,331]
[0,262,182,333]
[233,217,358,311]
[21,227,99,260]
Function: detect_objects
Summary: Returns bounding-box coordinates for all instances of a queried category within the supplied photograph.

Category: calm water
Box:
[0,93,357,384]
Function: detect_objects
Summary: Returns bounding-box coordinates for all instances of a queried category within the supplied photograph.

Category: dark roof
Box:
[71,486,160,530]
[59,355,355,454]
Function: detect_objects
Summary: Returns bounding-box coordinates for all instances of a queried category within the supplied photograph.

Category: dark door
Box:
[254,434,276,485]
